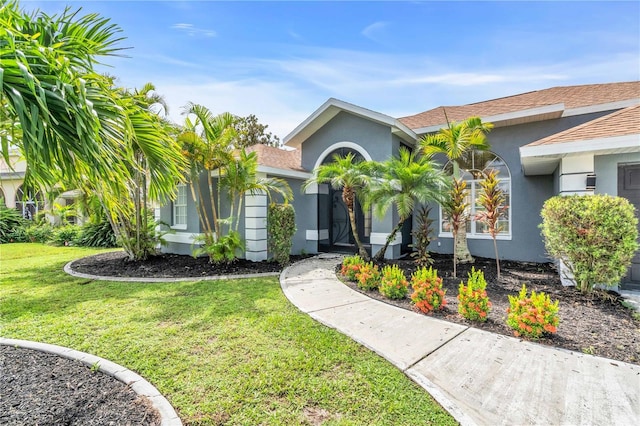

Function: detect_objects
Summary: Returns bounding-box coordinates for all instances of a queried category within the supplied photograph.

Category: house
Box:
[159,81,640,288]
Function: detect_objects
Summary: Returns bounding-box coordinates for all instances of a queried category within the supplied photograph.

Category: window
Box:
[439,151,511,239]
[15,186,43,220]
[173,184,187,228]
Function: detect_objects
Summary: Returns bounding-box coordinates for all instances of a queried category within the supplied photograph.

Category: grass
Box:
[0,243,456,425]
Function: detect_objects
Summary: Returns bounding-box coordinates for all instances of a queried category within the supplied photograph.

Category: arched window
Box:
[440,151,511,239]
[15,185,44,220]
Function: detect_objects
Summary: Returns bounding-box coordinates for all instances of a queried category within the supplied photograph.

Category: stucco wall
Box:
[425,111,616,263]
[595,153,640,196]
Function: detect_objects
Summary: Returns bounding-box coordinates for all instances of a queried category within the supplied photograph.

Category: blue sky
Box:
[27,1,640,139]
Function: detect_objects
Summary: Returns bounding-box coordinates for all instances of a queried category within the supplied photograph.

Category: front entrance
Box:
[619,163,640,290]
[317,148,370,254]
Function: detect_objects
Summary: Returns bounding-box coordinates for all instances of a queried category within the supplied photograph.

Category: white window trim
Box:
[172,184,188,230]
[439,152,512,241]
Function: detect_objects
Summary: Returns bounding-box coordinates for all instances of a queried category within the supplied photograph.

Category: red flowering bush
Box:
[410,266,446,314]
[379,264,408,300]
[340,255,365,281]
[355,262,381,290]
[507,284,559,338]
[458,267,491,322]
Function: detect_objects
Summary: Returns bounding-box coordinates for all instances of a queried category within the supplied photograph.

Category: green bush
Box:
[76,220,118,248]
[355,262,381,290]
[540,195,639,293]
[507,284,559,338]
[379,264,408,300]
[457,267,491,322]
[0,203,27,243]
[340,255,366,281]
[51,225,82,246]
[410,266,446,314]
[267,203,296,266]
[24,222,54,243]
[193,231,244,264]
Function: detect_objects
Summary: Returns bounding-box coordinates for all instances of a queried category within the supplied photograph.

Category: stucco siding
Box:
[595,153,640,196]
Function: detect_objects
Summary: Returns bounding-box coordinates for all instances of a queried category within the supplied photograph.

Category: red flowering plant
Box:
[379,264,409,300]
[507,284,559,338]
[340,255,365,281]
[355,262,381,291]
[457,267,491,322]
[410,266,447,314]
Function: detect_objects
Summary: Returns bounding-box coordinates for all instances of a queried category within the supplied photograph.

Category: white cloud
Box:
[361,21,390,44]
[171,23,216,38]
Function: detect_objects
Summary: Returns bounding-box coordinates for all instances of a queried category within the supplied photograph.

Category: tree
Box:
[303,153,371,260]
[366,148,448,261]
[232,114,281,148]
[475,169,507,280]
[419,115,493,263]
[442,178,469,278]
[0,2,185,261]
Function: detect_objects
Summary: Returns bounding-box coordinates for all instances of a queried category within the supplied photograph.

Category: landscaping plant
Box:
[0,201,26,243]
[267,203,296,266]
[355,262,381,290]
[442,178,469,278]
[474,169,507,279]
[458,267,491,321]
[507,284,559,338]
[540,195,639,293]
[340,255,366,281]
[410,266,447,314]
[379,264,409,299]
[410,206,435,267]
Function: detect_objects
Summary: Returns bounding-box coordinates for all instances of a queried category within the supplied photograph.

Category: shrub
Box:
[0,203,26,243]
[24,222,54,243]
[410,266,446,314]
[193,231,244,264]
[540,195,639,293]
[51,225,81,246]
[355,262,381,290]
[76,220,118,248]
[458,267,491,322]
[507,284,559,338]
[410,206,435,267]
[340,255,366,281]
[379,264,409,300]
[474,169,507,280]
[267,203,296,266]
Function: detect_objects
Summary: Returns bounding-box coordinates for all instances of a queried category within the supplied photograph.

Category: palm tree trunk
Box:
[456,224,474,263]
[343,187,369,261]
[373,218,405,261]
[207,171,219,240]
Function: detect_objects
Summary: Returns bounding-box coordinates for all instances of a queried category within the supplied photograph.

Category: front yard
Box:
[0,244,455,425]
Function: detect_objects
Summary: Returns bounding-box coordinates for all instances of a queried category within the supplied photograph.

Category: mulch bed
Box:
[6,250,639,424]
[0,346,160,425]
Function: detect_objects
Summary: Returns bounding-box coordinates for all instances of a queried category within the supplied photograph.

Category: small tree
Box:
[233,114,281,148]
[540,195,639,293]
[474,169,507,280]
[442,178,469,278]
[267,203,296,266]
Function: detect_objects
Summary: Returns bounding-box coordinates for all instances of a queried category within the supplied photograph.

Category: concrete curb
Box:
[64,259,280,283]
[0,338,182,426]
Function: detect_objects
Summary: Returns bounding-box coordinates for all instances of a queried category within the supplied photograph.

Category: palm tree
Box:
[367,148,449,261]
[303,153,371,260]
[419,115,493,263]
[221,148,293,234]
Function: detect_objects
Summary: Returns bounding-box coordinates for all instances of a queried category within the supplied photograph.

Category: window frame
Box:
[172,184,188,230]
[438,151,512,241]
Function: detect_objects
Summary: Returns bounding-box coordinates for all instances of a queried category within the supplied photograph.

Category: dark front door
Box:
[619,163,640,290]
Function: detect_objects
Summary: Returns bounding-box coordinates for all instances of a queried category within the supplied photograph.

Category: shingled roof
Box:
[244,144,306,172]
[399,81,640,130]
[526,104,640,147]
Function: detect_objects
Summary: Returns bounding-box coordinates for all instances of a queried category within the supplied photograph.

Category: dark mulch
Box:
[341,254,640,366]
[0,346,160,426]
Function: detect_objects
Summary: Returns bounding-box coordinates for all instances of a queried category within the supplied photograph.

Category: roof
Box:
[520,104,640,175]
[526,104,640,147]
[284,98,416,148]
[244,144,307,174]
[399,81,640,132]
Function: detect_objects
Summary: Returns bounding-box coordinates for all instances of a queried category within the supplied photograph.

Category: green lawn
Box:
[0,244,455,425]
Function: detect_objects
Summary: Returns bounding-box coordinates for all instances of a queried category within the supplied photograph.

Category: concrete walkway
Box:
[280,254,640,426]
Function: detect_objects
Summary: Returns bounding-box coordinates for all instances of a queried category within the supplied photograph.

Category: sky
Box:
[25,0,640,140]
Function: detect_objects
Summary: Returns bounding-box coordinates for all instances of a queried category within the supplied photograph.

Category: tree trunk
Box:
[455,223,474,264]
[343,187,369,261]
[493,237,500,280]
[373,218,404,261]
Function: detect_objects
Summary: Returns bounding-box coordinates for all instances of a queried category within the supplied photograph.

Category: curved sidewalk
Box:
[280,255,640,426]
